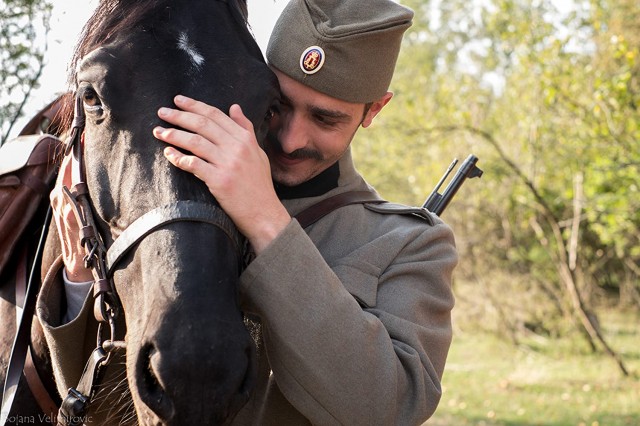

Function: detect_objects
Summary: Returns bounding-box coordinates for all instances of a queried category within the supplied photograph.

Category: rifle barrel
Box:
[424,154,483,216]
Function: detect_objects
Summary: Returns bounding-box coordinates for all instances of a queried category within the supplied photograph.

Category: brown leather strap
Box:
[24,347,57,424]
[1,248,30,425]
[15,247,27,310]
[294,190,386,228]
[1,208,58,426]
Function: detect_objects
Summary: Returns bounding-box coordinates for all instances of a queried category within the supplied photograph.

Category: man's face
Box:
[264,69,367,187]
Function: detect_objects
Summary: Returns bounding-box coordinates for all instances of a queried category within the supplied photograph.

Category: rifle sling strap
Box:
[294,190,386,229]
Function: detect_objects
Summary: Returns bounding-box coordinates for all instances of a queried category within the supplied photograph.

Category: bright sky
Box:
[12,0,289,139]
[13,0,579,140]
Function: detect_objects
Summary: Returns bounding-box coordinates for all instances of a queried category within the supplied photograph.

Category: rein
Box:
[57,95,243,425]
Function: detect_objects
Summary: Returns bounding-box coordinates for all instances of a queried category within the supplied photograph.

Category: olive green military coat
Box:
[36,149,457,425]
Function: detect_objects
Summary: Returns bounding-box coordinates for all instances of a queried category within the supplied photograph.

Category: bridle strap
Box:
[58,97,116,426]
[106,200,242,275]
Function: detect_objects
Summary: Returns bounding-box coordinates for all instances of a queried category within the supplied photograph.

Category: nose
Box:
[277,112,308,154]
[135,335,256,425]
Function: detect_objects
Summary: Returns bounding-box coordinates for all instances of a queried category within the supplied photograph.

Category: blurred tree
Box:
[354,0,638,375]
[0,0,53,145]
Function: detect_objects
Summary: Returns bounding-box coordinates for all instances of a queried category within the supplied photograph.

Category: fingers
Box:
[152,124,221,166]
[155,95,255,147]
[50,153,72,202]
[50,152,77,221]
[158,95,244,140]
[50,155,74,228]
[48,153,93,281]
[52,198,76,259]
[175,95,255,134]
[154,96,259,175]
[162,146,210,182]
[154,106,228,165]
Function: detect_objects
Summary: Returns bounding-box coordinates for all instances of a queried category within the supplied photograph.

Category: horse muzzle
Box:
[132,318,257,425]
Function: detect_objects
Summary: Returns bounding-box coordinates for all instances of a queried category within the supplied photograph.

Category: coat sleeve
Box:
[239,215,457,426]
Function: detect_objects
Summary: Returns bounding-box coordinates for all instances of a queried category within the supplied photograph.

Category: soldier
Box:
[52,0,457,424]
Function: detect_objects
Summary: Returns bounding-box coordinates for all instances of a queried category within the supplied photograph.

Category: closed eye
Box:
[314,114,340,127]
[308,106,351,129]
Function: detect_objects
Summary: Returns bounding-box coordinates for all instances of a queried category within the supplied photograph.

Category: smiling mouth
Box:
[265,132,324,168]
[274,151,307,167]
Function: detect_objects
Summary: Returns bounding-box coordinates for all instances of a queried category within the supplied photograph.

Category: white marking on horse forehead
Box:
[177,32,204,70]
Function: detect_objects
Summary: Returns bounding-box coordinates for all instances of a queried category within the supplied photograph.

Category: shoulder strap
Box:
[294,190,386,228]
[364,202,435,225]
[1,207,58,425]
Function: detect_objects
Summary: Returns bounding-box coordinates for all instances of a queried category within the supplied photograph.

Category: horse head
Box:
[49,0,279,423]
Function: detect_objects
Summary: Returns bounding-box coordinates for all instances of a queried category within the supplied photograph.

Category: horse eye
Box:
[82,88,102,110]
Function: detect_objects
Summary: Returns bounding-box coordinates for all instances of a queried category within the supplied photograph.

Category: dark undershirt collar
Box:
[274,161,340,200]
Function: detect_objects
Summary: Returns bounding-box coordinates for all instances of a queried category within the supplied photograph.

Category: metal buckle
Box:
[58,347,108,425]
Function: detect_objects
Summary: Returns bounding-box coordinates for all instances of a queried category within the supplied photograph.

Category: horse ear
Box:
[235,0,249,20]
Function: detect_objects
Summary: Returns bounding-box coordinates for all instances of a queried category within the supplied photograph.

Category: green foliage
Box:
[0,0,53,143]
[354,0,640,341]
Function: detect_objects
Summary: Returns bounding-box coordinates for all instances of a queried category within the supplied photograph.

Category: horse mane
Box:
[58,0,250,136]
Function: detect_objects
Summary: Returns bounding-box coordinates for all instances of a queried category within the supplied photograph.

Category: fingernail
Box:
[175,95,187,103]
[158,107,170,117]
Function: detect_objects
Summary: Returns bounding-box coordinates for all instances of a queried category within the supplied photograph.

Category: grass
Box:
[427,309,640,426]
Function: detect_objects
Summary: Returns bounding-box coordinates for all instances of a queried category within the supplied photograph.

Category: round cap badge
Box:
[300,46,325,75]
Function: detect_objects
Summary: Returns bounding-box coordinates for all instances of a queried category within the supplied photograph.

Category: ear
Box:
[361,92,393,128]
[235,0,249,21]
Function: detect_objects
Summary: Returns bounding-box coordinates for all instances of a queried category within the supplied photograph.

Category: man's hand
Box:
[153,95,291,254]
[50,152,93,282]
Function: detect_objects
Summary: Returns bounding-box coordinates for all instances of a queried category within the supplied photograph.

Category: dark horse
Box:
[1,0,279,424]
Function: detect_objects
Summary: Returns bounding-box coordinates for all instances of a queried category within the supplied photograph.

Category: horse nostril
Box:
[137,343,174,420]
[142,345,161,394]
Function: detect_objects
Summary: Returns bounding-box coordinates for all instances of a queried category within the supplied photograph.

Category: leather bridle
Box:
[57,94,244,425]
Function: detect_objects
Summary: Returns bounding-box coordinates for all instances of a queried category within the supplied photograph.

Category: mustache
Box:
[266,133,324,161]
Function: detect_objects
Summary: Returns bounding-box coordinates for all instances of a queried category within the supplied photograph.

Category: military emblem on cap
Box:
[300,46,325,75]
